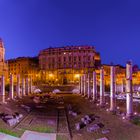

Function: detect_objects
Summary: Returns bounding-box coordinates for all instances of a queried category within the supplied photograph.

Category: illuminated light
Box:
[134,112,137,115]
[122,116,125,120]
[106,109,109,112]
[96,103,99,106]
[117,106,120,109]
[106,102,109,105]
[64,52,66,54]
[74,74,80,78]
[49,74,53,77]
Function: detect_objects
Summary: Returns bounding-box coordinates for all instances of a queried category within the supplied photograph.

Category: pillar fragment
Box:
[110,66,116,112]
[16,75,20,98]
[1,75,5,103]
[10,74,14,99]
[93,71,97,102]
[126,61,133,118]
[22,78,25,96]
[100,67,105,106]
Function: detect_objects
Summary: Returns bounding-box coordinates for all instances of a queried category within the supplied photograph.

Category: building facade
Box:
[0,39,8,79]
[39,45,101,84]
[7,57,39,83]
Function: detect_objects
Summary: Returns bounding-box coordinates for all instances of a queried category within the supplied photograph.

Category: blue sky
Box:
[0,0,140,66]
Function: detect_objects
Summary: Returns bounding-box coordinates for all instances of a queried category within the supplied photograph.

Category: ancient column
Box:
[126,61,133,118]
[79,76,81,94]
[10,74,14,99]
[80,75,83,95]
[93,71,97,102]
[16,75,20,98]
[87,73,91,99]
[22,78,25,96]
[83,74,87,97]
[100,67,105,106]
[29,77,32,94]
[26,77,29,96]
[110,66,116,112]
[1,75,5,103]
[121,79,124,93]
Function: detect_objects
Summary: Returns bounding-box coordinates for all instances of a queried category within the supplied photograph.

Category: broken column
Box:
[16,75,20,98]
[110,65,116,112]
[126,61,133,118]
[26,77,29,96]
[1,75,5,103]
[100,67,105,106]
[92,71,97,102]
[87,73,91,99]
[22,78,25,96]
[9,74,14,99]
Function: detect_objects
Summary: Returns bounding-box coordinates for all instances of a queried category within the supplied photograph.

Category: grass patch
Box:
[0,128,19,137]
[57,134,69,140]
[31,126,55,133]
[131,117,140,125]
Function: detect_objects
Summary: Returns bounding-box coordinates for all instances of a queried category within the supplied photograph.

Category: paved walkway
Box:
[0,131,56,140]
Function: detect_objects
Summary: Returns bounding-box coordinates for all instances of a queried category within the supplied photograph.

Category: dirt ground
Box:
[0,93,140,140]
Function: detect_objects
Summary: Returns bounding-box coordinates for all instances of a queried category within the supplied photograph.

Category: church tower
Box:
[0,38,5,62]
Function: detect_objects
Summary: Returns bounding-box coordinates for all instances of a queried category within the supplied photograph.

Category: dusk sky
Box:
[0,0,140,66]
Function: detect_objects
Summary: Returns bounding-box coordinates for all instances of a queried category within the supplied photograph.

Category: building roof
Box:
[0,38,4,48]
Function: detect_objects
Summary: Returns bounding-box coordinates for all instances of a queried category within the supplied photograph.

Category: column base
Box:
[126,113,133,119]
[110,109,117,115]
[100,103,105,108]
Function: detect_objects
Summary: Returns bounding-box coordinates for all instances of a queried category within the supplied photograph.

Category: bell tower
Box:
[0,38,5,62]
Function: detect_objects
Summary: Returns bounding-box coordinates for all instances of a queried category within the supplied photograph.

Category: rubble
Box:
[75,122,86,130]
[1,113,23,126]
[33,96,40,104]
[101,129,110,134]
[96,137,109,140]
[52,89,61,94]
[87,124,100,132]
[21,104,31,112]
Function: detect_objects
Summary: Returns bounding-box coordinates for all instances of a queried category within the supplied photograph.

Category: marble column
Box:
[16,75,20,98]
[26,77,29,96]
[10,74,14,99]
[121,79,124,93]
[100,67,105,106]
[80,75,83,95]
[126,61,133,118]
[30,77,32,94]
[22,78,25,96]
[1,75,5,103]
[110,66,116,112]
[79,76,81,94]
[83,74,87,97]
[87,73,91,99]
[93,71,97,102]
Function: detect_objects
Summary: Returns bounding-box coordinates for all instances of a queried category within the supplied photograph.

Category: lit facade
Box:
[0,39,8,79]
[39,46,101,84]
[7,57,39,83]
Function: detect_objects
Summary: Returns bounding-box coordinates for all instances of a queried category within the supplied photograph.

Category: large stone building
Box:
[7,57,39,83]
[39,45,101,84]
[0,39,8,78]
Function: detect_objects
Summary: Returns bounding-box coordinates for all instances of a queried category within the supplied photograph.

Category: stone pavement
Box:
[21,130,56,140]
[0,132,20,140]
[0,131,56,140]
